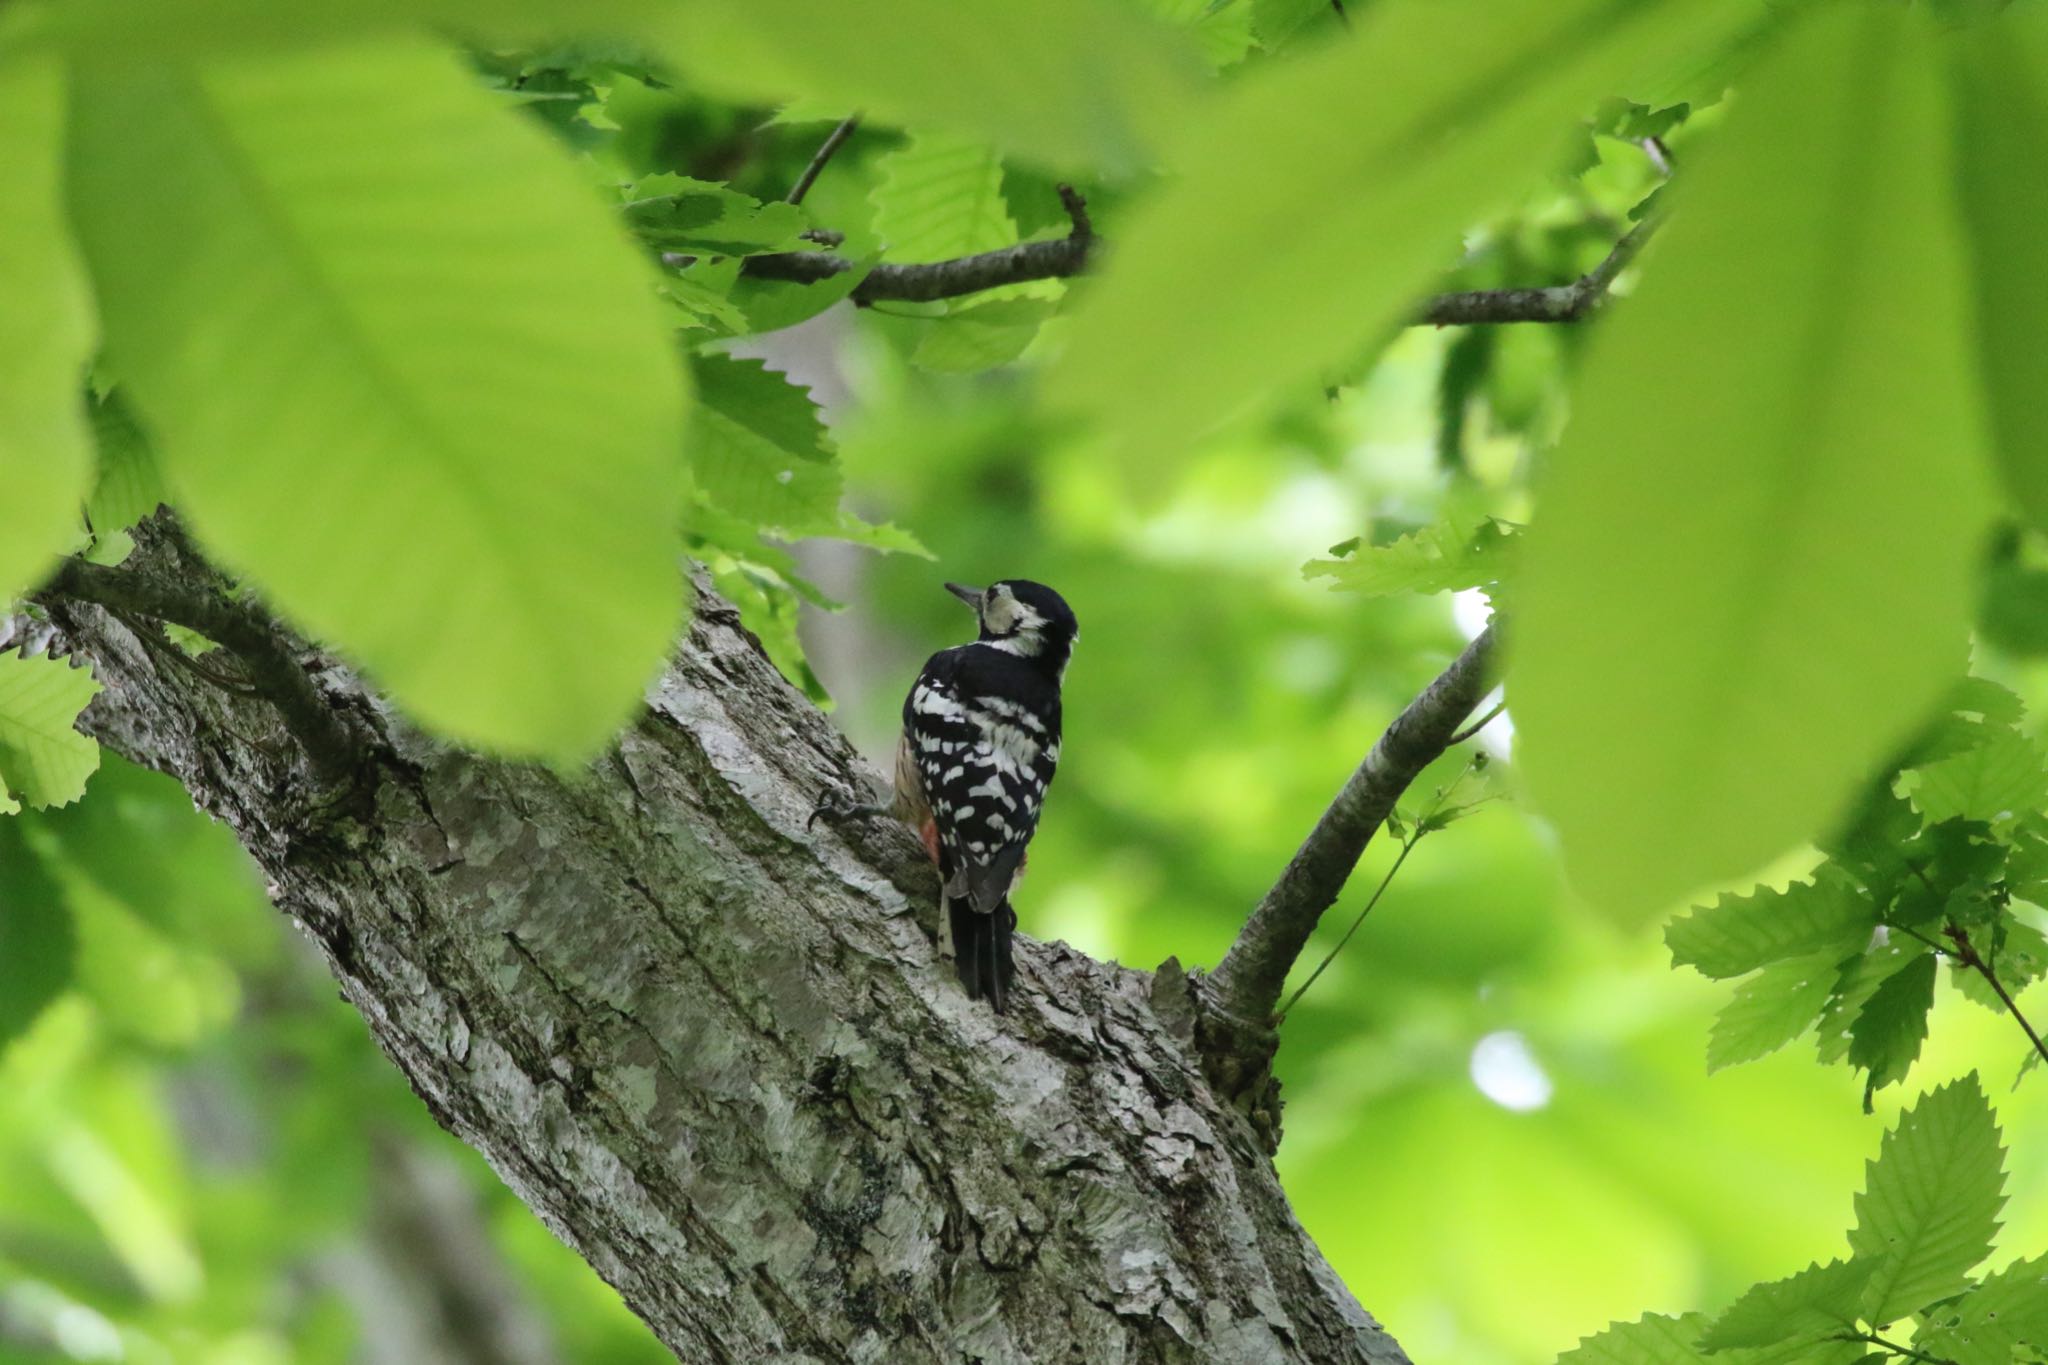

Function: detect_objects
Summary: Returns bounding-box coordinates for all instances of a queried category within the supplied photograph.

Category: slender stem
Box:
[787,113,860,206]
[1949,923,2048,1074]
[1275,834,1419,1021]
[1832,1329,1954,1365]
[1448,699,1505,746]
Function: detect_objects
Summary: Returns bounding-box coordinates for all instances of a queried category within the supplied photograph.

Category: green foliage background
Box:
[5,0,2048,1360]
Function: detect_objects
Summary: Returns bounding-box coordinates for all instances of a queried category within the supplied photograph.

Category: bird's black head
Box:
[945,579,1078,673]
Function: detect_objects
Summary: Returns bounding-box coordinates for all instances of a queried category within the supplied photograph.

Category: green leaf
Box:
[871,133,1017,264]
[0,650,101,812]
[1304,517,1517,597]
[1954,7,2048,537]
[1515,4,1993,916]
[652,0,1204,174]
[43,0,684,57]
[1818,940,1927,1068]
[1707,951,1841,1072]
[912,299,1056,374]
[1952,919,2048,1013]
[1553,1312,1707,1364]
[1849,1074,2006,1325]
[67,40,689,759]
[1914,1254,2048,1365]
[1666,872,1872,980]
[688,355,841,535]
[623,176,810,256]
[1848,950,1937,1093]
[1912,731,2048,827]
[84,389,165,538]
[1699,1258,1872,1351]
[1049,0,1752,471]
[0,57,96,606]
[0,821,75,1049]
[727,256,874,336]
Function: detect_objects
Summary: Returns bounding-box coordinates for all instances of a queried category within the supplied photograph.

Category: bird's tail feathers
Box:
[949,896,1016,1013]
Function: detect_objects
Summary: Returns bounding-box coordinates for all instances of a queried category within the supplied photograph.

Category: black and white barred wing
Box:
[904,660,1060,912]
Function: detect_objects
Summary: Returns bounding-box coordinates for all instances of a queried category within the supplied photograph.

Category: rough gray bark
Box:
[39,533,1410,1365]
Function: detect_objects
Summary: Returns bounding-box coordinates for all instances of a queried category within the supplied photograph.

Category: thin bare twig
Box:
[787,113,860,206]
[1948,923,2048,1074]
[1448,699,1506,746]
[1418,218,1659,326]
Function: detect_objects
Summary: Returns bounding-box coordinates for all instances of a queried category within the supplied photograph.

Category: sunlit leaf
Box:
[1666,872,1871,980]
[1707,951,1840,1072]
[1698,1257,1870,1351]
[1552,1311,1706,1364]
[1050,0,1752,472]
[912,299,1056,374]
[1304,517,1516,598]
[1516,4,1992,915]
[1914,1253,2048,1365]
[1848,951,1936,1093]
[871,133,1016,264]
[67,39,689,758]
[0,651,100,813]
[1849,1074,2006,1325]
[0,57,95,606]
[1911,730,2048,827]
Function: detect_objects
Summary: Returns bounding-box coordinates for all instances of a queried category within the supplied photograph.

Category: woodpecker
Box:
[891,579,1077,1011]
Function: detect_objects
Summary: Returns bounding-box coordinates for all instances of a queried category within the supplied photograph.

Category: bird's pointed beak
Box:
[944,582,983,610]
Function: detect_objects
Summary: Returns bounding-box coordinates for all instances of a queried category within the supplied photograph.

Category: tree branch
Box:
[743,197,1652,324]
[745,183,1094,305]
[787,113,860,206]
[1207,628,1499,1031]
[41,551,362,789]
[1416,220,1657,326]
[42,525,1411,1364]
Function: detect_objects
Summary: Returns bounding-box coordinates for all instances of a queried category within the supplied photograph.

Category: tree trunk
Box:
[40,536,1409,1365]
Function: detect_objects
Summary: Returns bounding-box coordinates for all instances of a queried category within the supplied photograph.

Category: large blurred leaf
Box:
[651,0,1206,174]
[67,40,689,758]
[0,822,74,1050]
[84,390,164,539]
[36,0,676,55]
[0,651,101,813]
[1955,7,2048,535]
[1515,4,1992,915]
[0,57,95,606]
[1849,1074,2005,1326]
[1049,0,1751,470]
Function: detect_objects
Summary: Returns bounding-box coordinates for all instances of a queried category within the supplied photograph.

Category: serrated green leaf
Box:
[1516,4,1992,916]
[0,56,96,607]
[68,40,689,760]
[0,821,75,1049]
[1553,1312,1707,1364]
[1708,951,1842,1072]
[1700,1259,1872,1351]
[623,176,810,256]
[1304,517,1517,597]
[1912,731,2048,826]
[0,651,101,811]
[871,133,1017,265]
[1818,940,1926,1068]
[84,389,165,538]
[1666,872,1872,980]
[1914,1254,2048,1365]
[1849,1075,2007,1325]
[1050,0,1753,472]
[688,354,842,535]
[1848,951,1937,1093]
[913,299,1056,374]
[728,254,874,336]
[1955,7,2048,538]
